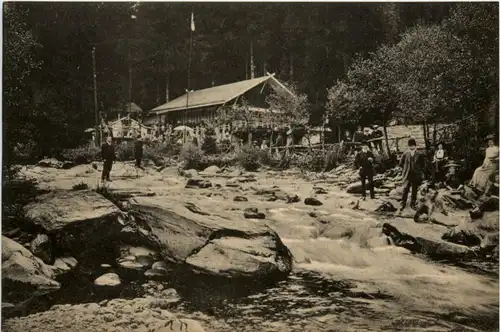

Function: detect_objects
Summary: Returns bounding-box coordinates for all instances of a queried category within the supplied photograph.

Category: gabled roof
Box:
[149,74,294,115]
[110,116,152,129]
[111,102,143,113]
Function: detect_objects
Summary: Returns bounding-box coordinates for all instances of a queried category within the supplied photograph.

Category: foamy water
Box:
[284,234,498,318]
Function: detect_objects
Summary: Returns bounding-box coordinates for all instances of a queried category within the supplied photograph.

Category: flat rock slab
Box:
[383,218,471,257]
[24,190,121,232]
[129,197,293,278]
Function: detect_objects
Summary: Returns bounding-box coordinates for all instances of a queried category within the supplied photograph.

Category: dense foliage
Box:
[326,3,498,134]
[3,2,497,170]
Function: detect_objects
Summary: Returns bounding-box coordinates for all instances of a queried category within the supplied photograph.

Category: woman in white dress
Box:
[470,135,499,192]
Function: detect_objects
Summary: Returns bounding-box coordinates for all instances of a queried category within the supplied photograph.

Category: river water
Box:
[6,168,500,331]
[15,233,498,332]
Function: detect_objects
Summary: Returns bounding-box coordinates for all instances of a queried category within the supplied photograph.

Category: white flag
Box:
[190,12,195,32]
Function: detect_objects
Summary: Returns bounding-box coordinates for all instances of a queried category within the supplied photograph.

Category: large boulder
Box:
[442,211,499,249]
[382,220,472,257]
[128,197,293,278]
[2,236,60,304]
[23,190,123,253]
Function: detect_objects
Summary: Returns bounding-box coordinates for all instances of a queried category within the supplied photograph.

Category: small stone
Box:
[203,165,222,174]
[60,256,78,268]
[119,260,145,270]
[53,258,71,271]
[136,255,154,268]
[101,264,112,268]
[244,207,258,214]
[94,273,121,287]
[185,179,212,189]
[145,268,168,277]
[286,195,300,203]
[244,208,266,219]
[304,197,323,206]
[314,187,328,194]
[233,196,248,202]
[152,261,168,271]
[375,201,397,213]
[226,181,240,188]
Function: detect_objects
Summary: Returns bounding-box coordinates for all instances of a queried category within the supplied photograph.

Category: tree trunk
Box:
[165,77,169,102]
[423,121,428,150]
[250,41,255,79]
[321,125,325,153]
[432,122,437,146]
[269,129,274,156]
[156,83,160,105]
[245,55,248,80]
[383,123,390,157]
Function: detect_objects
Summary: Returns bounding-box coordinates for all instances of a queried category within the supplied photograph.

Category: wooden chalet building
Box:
[145,74,295,141]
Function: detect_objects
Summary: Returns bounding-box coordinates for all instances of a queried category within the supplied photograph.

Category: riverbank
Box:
[3,162,498,331]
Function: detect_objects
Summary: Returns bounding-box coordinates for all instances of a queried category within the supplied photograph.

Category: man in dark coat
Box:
[354,143,375,199]
[398,138,425,212]
[134,135,145,170]
[101,136,115,182]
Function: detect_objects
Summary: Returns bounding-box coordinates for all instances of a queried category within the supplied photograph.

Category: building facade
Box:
[145,74,294,141]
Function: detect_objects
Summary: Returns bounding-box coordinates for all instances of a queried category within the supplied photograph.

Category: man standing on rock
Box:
[354,143,375,200]
[397,138,425,213]
[101,136,115,182]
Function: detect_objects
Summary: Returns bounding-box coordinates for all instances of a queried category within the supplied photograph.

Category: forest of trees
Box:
[3,2,499,164]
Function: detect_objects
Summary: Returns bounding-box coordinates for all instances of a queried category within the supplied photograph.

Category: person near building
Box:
[354,143,376,200]
[352,126,364,144]
[101,136,115,182]
[470,134,499,193]
[397,138,425,213]
[432,143,448,184]
[261,139,269,150]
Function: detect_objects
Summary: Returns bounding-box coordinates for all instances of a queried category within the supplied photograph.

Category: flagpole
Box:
[184,12,194,143]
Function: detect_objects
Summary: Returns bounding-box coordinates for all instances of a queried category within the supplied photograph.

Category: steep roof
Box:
[109,116,152,129]
[150,75,292,115]
[111,102,143,114]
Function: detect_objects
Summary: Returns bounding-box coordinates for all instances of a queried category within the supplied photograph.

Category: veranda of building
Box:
[144,74,295,142]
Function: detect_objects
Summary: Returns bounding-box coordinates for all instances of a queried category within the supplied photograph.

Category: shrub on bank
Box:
[236,145,261,171]
[11,140,38,165]
[200,153,237,169]
[143,141,177,166]
[61,144,101,164]
[115,141,135,161]
[2,166,40,228]
[201,136,218,155]
[179,143,204,170]
[292,149,326,172]
[258,149,280,168]
[72,181,89,191]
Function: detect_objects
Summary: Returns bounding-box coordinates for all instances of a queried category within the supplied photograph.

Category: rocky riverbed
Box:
[3,161,499,331]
